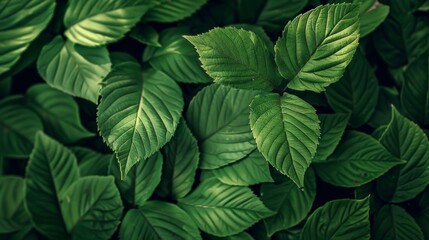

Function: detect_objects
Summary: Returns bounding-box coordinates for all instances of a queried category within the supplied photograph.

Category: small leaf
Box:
[261,168,316,236]
[300,198,370,239]
[98,58,183,178]
[314,114,349,161]
[60,176,123,240]
[37,36,111,103]
[185,27,282,90]
[249,93,320,188]
[178,179,274,237]
[275,3,360,92]
[313,131,404,187]
[120,201,201,240]
[142,0,207,23]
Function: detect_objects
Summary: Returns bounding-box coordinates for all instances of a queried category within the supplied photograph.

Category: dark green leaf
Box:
[314,114,349,161]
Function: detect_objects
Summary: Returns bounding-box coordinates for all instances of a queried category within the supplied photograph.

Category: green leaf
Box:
[373,204,424,240]
[360,4,390,37]
[142,0,207,23]
[237,0,309,33]
[368,86,400,128]
[416,188,429,239]
[0,96,43,158]
[186,84,259,169]
[401,47,429,125]
[261,168,316,236]
[157,119,199,199]
[313,131,404,187]
[60,176,123,240]
[249,93,320,188]
[300,198,370,240]
[143,27,212,83]
[64,0,154,46]
[185,27,282,90]
[212,150,273,186]
[325,50,379,127]
[0,176,30,233]
[109,151,162,206]
[71,147,111,177]
[37,36,111,103]
[228,24,274,54]
[274,3,360,92]
[26,84,94,144]
[98,59,183,178]
[376,107,429,202]
[25,132,79,239]
[314,114,349,161]
[178,179,274,237]
[130,25,161,47]
[120,201,201,240]
[0,0,55,75]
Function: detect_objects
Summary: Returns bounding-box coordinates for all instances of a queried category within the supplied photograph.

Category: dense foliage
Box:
[1,0,429,239]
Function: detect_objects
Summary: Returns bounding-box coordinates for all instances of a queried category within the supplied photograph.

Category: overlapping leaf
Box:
[142,0,207,23]
[314,114,349,160]
[72,147,111,176]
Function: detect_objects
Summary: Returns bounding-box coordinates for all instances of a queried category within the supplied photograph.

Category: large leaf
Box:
[26,84,94,144]
[72,147,111,176]
[249,93,320,188]
[0,96,43,158]
[157,119,199,199]
[314,114,349,161]
[143,27,212,83]
[185,27,281,90]
[373,204,424,240]
[178,179,274,237]
[274,3,360,92]
[25,132,79,239]
[261,168,316,236]
[98,59,183,178]
[0,176,30,233]
[313,131,404,187]
[37,36,111,103]
[142,0,207,23]
[212,150,273,186]
[0,0,55,75]
[110,151,162,206]
[64,0,154,46]
[376,107,429,202]
[186,84,259,169]
[60,176,123,240]
[300,198,370,239]
[325,50,379,127]
[120,201,201,240]
[401,47,429,125]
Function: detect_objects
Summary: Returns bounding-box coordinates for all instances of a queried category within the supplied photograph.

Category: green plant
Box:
[1,0,429,239]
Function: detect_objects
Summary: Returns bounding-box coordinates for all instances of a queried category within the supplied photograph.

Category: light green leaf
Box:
[314,131,404,187]
[376,107,429,202]
[326,50,379,127]
[212,150,273,186]
[228,24,274,54]
[25,132,79,240]
[109,151,162,206]
[143,27,212,83]
[401,47,429,125]
[249,93,320,188]
[314,114,349,161]
[178,179,274,237]
[142,0,207,23]
[157,119,199,199]
[37,36,111,103]
[0,0,55,75]
[360,4,390,37]
[64,0,154,46]
[98,59,183,178]
[71,147,111,177]
[185,27,282,90]
[26,84,94,144]
[0,176,31,233]
[186,84,259,169]
[130,25,161,47]
[373,204,424,240]
[0,96,43,158]
[300,198,370,240]
[60,176,123,240]
[261,168,316,236]
[120,201,201,240]
[274,3,360,92]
